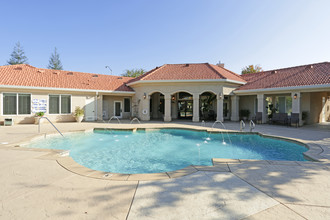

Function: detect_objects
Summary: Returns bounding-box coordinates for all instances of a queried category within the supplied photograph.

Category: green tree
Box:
[7,42,28,65]
[48,47,63,70]
[241,64,263,74]
[122,68,145,77]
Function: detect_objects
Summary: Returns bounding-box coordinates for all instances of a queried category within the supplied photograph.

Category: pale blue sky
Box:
[1,0,329,75]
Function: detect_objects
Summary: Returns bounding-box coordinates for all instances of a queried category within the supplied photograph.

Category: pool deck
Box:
[0,121,330,219]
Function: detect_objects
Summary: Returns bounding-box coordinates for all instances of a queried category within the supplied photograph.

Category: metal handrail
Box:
[249,120,255,132]
[240,120,245,132]
[38,117,64,137]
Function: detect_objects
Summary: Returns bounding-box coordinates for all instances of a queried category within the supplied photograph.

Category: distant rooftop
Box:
[128,63,246,84]
[237,62,330,90]
[0,64,134,92]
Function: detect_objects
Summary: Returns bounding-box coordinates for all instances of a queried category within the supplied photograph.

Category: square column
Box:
[257,94,267,123]
[164,94,172,122]
[140,95,150,121]
[291,92,302,125]
[193,94,199,122]
[97,94,103,121]
[230,96,239,121]
[216,94,224,122]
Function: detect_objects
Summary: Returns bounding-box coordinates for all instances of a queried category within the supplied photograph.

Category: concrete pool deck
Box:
[0,121,330,219]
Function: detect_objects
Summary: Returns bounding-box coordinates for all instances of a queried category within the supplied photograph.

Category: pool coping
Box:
[8,126,330,181]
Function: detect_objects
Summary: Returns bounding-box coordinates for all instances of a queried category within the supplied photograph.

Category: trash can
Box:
[4,118,13,126]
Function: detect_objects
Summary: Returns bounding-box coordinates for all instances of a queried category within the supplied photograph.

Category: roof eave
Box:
[0,85,135,94]
[127,79,246,86]
[234,84,330,94]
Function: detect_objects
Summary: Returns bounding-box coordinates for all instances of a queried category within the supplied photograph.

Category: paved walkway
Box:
[0,121,329,219]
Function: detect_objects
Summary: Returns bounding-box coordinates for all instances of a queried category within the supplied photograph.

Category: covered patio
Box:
[235,90,330,127]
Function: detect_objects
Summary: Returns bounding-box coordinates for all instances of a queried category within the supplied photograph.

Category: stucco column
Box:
[230,95,239,121]
[164,94,172,122]
[216,94,224,122]
[257,94,267,123]
[97,94,103,121]
[192,94,199,122]
[140,94,150,121]
[291,92,302,125]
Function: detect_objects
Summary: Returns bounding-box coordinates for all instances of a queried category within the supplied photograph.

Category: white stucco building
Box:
[0,62,329,126]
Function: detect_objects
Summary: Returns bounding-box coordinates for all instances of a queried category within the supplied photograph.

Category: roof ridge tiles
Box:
[140,64,168,81]
[208,63,246,82]
[248,61,329,75]
[205,63,226,79]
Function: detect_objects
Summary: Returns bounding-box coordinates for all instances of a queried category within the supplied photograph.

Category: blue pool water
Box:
[27,129,308,173]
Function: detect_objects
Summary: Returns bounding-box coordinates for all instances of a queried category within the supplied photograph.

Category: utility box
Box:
[4,118,14,126]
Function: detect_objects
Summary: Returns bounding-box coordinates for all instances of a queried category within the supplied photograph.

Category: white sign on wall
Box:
[32,99,47,113]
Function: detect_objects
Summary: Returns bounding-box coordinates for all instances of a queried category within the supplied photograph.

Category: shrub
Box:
[35,112,45,117]
[74,106,84,117]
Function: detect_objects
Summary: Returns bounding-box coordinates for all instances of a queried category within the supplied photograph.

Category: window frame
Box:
[1,92,32,116]
[48,94,72,115]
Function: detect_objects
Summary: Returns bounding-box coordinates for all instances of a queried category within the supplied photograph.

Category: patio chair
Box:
[256,112,262,124]
[290,113,299,128]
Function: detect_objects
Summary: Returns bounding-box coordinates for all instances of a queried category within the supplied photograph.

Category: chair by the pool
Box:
[256,112,262,124]
[290,113,300,128]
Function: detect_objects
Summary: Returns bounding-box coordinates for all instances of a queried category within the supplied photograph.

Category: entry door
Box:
[114,101,122,118]
[178,101,193,118]
[85,96,96,121]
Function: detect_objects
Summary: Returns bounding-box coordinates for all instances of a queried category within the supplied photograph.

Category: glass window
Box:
[274,96,292,115]
[49,95,60,114]
[285,96,292,116]
[124,98,130,112]
[3,93,17,115]
[179,92,192,100]
[3,93,31,115]
[49,95,71,114]
[18,94,31,114]
[278,97,286,113]
[61,95,71,114]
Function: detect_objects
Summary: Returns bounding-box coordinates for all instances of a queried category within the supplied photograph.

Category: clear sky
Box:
[1,0,330,76]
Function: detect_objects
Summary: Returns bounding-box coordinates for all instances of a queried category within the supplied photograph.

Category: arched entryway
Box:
[172,92,193,120]
[149,92,165,120]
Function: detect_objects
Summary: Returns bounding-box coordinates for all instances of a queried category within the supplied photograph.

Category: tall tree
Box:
[241,64,263,74]
[122,68,145,77]
[7,42,28,65]
[48,47,63,70]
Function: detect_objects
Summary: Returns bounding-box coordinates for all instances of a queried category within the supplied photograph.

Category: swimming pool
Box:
[27,129,308,174]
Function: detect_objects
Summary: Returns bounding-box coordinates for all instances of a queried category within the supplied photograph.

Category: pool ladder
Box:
[38,117,64,137]
[240,120,245,132]
[249,120,255,132]
[240,120,255,132]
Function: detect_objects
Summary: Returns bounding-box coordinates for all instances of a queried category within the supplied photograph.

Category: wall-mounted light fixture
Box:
[219,92,223,99]
[171,95,176,101]
[293,93,298,99]
[143,93,147,99]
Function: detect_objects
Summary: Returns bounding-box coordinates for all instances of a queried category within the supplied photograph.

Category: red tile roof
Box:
[237,62,330,91]
[0,64,134,92]
[128,63,246,83]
